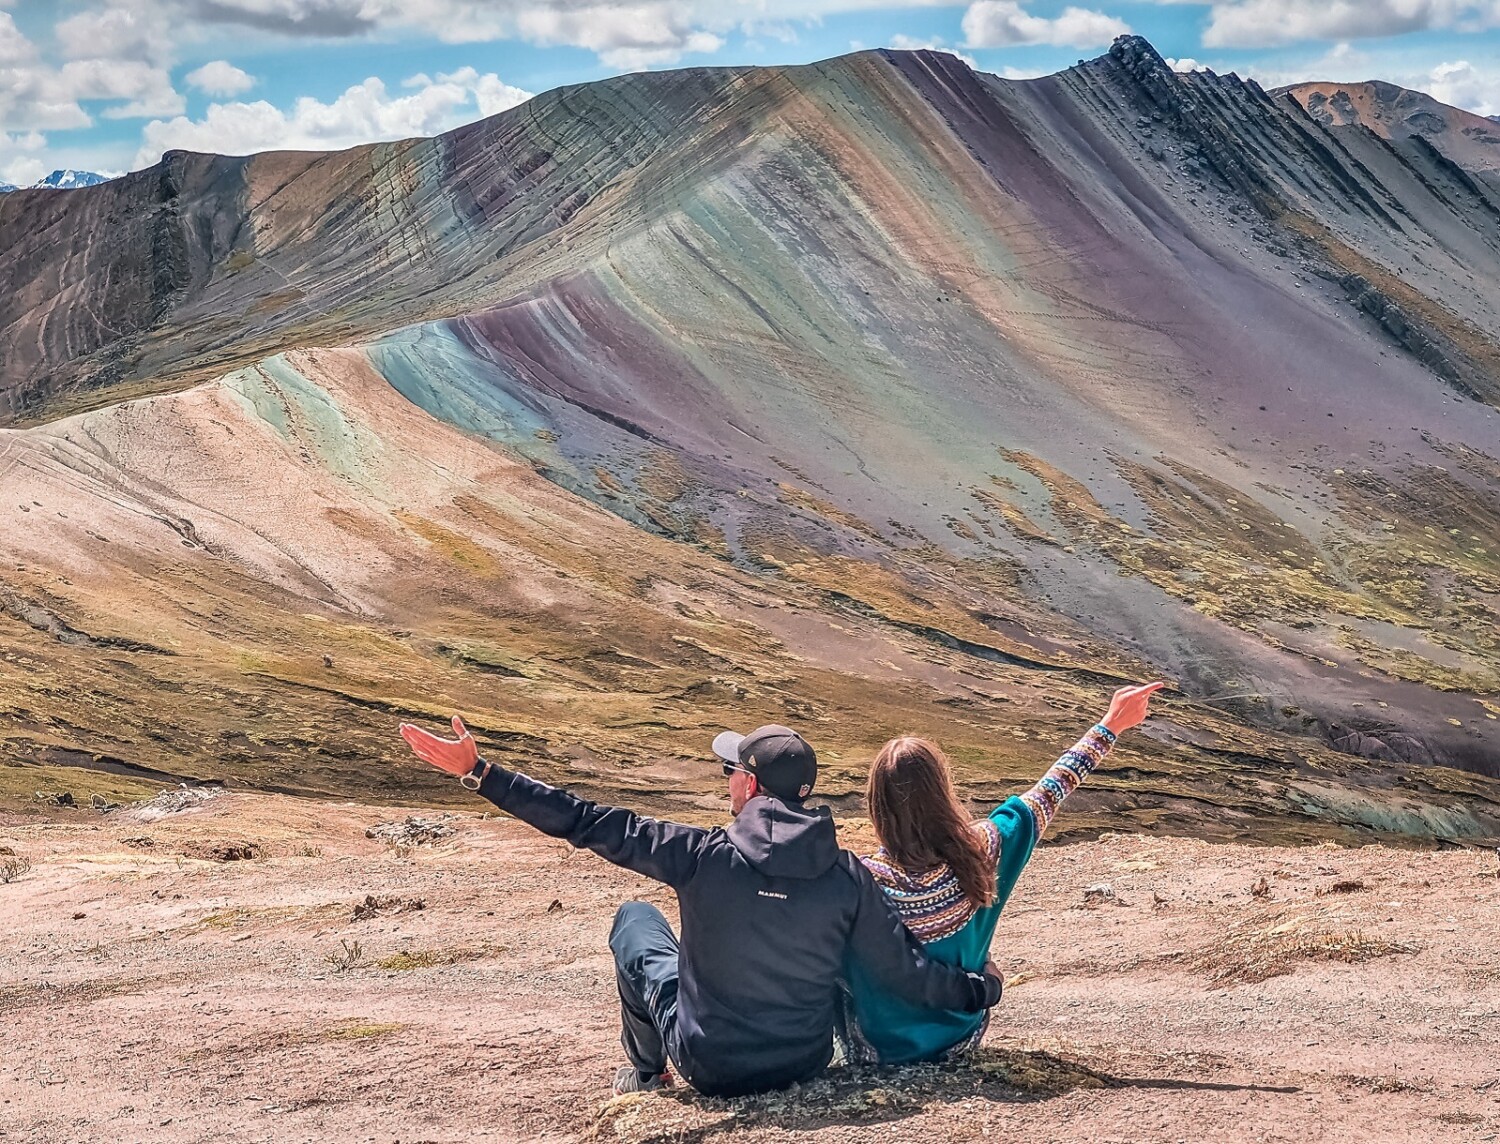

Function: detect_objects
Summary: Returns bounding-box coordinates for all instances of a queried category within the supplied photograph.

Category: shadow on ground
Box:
[588,1045,1298,1141]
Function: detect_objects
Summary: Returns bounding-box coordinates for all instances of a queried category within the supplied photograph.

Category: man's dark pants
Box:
[609,901,681,1083]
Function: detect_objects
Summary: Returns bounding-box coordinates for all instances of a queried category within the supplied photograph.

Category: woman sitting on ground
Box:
[839,681,1162,1064]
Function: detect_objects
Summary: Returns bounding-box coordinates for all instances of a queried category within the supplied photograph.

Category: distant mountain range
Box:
[0,169,111,193]
[1282,80,1500,173]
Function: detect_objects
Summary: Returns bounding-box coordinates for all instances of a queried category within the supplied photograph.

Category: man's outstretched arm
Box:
[846,857,1002,1014]
[400,716,708,889]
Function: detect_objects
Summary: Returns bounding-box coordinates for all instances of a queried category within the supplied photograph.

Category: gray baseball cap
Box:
[712,724,817,801]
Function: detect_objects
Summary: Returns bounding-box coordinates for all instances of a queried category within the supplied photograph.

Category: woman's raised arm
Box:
[1017,682,1163,838]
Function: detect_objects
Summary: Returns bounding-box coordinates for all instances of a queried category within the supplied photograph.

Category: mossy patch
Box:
[395,511,504,578]
[375,946,488,971]
[323,1021,404,1040]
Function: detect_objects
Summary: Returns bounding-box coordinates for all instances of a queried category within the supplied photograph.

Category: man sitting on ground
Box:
[398,717,1004,1098]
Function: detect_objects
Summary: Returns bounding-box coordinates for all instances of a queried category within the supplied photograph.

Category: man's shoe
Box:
[612,1065,671,1096]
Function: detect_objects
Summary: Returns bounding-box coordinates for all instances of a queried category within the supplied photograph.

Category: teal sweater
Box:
[843,724,1116,1064]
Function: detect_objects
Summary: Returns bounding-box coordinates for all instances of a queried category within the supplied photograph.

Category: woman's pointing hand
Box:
[1101,682,1165,736]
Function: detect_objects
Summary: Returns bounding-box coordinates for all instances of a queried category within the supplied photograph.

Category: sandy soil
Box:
[1,789,1498,1144]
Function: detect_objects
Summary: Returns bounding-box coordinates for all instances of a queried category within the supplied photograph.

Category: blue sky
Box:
[2,0,1499,186]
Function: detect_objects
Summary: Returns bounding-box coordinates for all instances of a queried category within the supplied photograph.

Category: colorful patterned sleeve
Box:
[1016,723,1116,840]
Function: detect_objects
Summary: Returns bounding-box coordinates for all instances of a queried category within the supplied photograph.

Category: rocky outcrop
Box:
[1339,273,1461,382]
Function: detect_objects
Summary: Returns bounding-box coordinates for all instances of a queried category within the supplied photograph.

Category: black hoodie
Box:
[475,766,999,1096]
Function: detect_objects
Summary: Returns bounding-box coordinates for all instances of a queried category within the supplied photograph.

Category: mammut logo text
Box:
[757,890,788,900]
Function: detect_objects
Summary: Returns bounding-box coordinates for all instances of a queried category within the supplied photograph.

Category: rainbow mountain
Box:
[2,37,1498,842]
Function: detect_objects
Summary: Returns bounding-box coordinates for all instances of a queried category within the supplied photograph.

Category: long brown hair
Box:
[866,736,995,908]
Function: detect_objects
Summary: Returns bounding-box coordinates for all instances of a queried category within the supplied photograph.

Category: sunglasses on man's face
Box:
[722,761,753,778]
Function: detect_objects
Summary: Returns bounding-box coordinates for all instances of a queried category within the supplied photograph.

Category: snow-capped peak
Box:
[35,169,111,189]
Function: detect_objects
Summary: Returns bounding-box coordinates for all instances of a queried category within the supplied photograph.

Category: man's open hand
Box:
[399,715,479,777]
[1101,681,1165,736]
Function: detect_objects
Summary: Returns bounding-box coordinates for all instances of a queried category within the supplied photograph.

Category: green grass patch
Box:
[323,1020,404,1041]
[0,762,161,814]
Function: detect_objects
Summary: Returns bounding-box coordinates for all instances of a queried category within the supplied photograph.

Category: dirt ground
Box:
[1,789,1498,1144]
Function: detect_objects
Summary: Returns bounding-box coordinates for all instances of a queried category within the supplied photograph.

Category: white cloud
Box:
[0,80,91,132]
[0,10,183,131]
[134,67,533,167]
[513,5,723,68]
[186,60,257,97]
[176,0,379,37]
[1421,59,1500,115]
[470,70,534,116]
[1203,0,1500,49]
[1167,56,1209,72]
[888,34,978,68]
[412,65,534,116]
[1227,41,1369,88]
[0,128,48,186]
[962,1,1130,49]
[59,59,184,119]
[55,6,173,65]
[142,0,729,67]
[0,11,35,67]
[741,19,800,43]
[999,64,1051,79]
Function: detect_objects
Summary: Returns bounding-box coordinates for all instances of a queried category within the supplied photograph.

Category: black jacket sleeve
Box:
[474,761,708,890]
[843,855,1001,1013]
